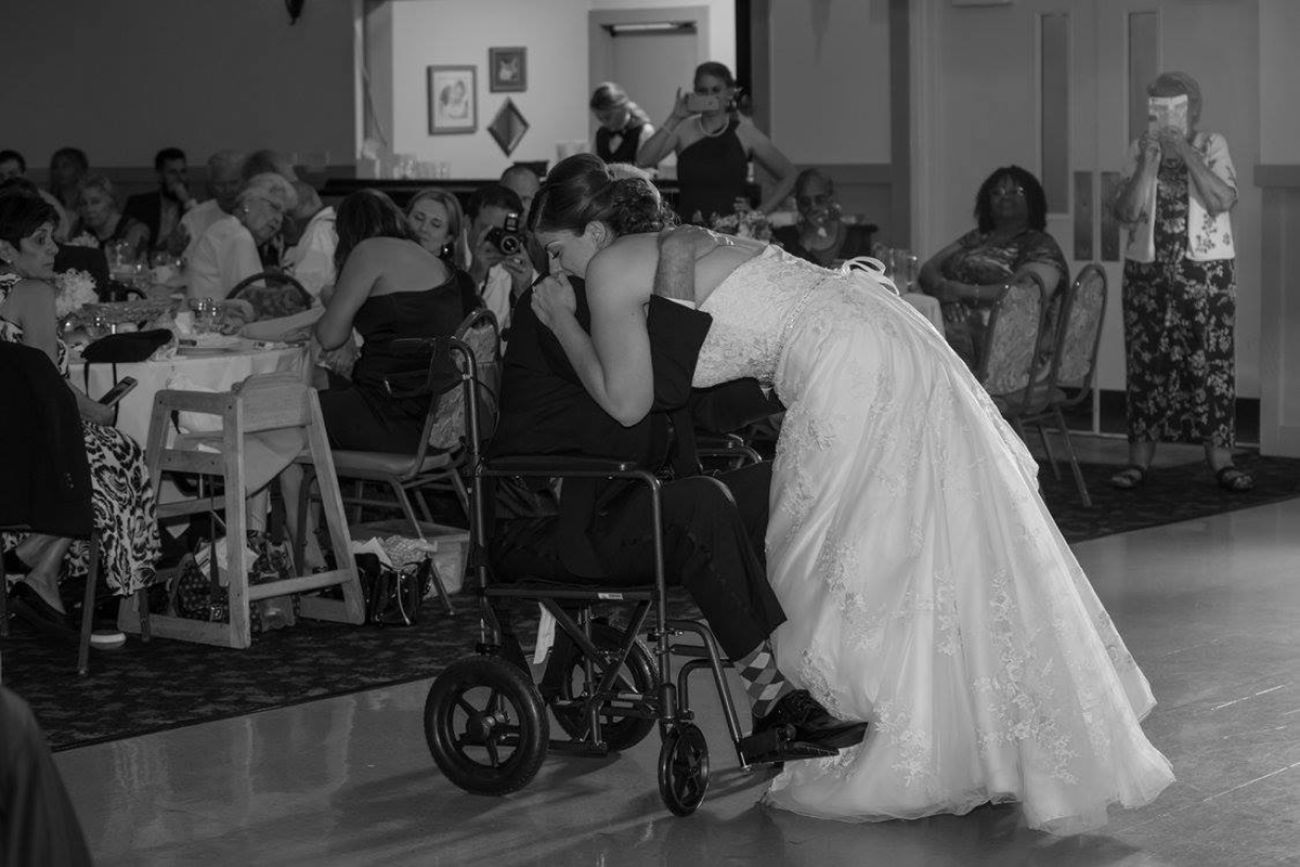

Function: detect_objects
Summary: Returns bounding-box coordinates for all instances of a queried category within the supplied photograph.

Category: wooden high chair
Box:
[121,372,366,648]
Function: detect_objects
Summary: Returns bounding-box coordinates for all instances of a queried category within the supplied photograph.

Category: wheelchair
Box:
[420,337,829,817]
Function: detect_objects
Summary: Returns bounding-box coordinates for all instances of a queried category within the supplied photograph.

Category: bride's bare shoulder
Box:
[588,234,658,282]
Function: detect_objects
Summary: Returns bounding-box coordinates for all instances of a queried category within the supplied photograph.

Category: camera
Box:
[484,213,525,257]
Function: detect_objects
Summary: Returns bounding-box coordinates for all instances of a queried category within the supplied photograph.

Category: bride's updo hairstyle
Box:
[528,153,676,238]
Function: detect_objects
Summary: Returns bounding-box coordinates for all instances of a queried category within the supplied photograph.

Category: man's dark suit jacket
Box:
[123,191,168,247]
[490,278,765,577]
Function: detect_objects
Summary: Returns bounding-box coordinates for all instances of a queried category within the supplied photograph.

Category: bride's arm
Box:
[532,246,656,426]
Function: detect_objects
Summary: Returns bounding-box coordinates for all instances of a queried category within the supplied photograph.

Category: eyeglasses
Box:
[991,186,1026,199]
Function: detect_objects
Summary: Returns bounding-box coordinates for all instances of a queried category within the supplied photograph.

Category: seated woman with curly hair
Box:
[0,189,160,631]
[917,165,1068,368]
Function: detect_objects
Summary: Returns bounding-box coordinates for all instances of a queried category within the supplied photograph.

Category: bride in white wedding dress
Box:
[527,155,1175,834]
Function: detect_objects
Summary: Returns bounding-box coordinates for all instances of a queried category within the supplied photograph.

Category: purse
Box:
[355,552,429,627]
[81,328,173,363]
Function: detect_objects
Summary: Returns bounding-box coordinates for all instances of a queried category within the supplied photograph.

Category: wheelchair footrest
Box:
[738,725,838,765]
[550,738,612,758]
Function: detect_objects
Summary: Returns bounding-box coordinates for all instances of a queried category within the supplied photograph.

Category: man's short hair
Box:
[154,147,186,171]
[0,150,26,173]
[467,183,523,220]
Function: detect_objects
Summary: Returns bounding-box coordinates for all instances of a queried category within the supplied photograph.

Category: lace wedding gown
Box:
[693,246,1174,833]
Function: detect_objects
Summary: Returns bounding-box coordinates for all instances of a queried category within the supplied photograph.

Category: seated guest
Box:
[179,149,245,262]
[771,169,877,268]
[124,147,196,254]
[0,189,160,628]
[313,189,472,453]
[0,149,24,181]
[466,183,535,335]
[283,181,336,302]
[46,147,87,216]
[590,82,654,165]
[917,165,1067,367]
[75,175,150,257]
[187,173,297,301]
[0,178,109,295]
[0,686,92,866]
[406,188,479,313]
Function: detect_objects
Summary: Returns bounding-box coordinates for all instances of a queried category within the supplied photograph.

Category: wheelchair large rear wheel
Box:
[425,656,549,796]
[658,722,710,816]
[550,621,658,751]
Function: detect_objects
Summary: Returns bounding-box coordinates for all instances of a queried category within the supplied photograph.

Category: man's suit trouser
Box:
[492,462,784,659]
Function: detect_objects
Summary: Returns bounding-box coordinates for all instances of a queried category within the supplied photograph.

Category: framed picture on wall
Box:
[428,65,477,134]
[488,47,526,92]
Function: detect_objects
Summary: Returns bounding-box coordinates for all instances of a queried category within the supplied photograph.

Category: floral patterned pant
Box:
[1121,257,1236,448]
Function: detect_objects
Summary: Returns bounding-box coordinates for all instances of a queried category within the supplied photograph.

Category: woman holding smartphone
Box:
[0,189,159,632]
[636,61,796,226]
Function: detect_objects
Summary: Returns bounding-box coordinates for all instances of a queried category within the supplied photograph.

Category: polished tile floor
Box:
[55,453,1300,866]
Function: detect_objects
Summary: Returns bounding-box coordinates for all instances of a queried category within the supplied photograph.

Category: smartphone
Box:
[685,93,722,114]
[98,376,138,407]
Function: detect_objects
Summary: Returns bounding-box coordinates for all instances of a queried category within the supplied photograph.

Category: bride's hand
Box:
[531,274,577,330]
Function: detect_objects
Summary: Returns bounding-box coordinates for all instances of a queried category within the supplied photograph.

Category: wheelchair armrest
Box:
[483,454,650,481]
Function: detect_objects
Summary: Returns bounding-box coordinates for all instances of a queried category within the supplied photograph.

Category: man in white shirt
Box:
[283,181,336,302]
[180,150,245,263]
[466,183,535,335]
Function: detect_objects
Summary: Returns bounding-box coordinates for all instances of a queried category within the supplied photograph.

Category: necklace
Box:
[699,114,729,138]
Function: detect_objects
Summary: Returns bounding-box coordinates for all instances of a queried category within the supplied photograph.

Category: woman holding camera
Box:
[636,61,796,225]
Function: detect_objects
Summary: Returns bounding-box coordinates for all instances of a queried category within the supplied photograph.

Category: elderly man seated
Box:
[187,173,297,301]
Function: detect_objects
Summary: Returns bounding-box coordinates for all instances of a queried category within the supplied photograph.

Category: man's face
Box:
[502,174,540,219]
[0,158,23,181]
[158,158,188,199]
[209,165,243,213]
[471,205,512,249]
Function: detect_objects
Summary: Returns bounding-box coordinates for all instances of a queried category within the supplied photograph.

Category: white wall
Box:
[0,0,356,170]
[1258,0,1300,164]
[383,0,731,179]
[768,0,892,165]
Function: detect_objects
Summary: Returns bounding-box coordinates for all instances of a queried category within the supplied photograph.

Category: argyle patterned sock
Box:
[736,641,795,719]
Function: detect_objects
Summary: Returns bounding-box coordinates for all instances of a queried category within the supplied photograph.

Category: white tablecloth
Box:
[69,346,310,445]
[901,292,944,332]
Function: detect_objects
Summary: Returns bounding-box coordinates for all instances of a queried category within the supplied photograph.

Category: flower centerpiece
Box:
[709,199,773,242]
[54,268,99,318]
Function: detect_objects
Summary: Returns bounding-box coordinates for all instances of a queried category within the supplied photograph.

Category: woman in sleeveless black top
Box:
[634,62,796,225]
[315,190,472,453]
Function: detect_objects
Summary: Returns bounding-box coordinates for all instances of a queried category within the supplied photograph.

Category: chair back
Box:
[227,271,313,320]
[1050,264,1108,399]
[423,309,502,453]
[231,371,316,433]
[976,270,1048,397]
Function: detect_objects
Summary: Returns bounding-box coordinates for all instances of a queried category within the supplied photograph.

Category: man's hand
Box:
[471,231,506,280]
[531,273,577,330]
[501,252,533,297]
[658,224,732,261]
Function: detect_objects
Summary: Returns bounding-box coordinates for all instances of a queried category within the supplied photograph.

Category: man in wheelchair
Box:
[487,227,866,757]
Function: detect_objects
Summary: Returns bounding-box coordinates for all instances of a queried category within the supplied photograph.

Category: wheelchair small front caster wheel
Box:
[658,722,710,816]
[425,656,549,796]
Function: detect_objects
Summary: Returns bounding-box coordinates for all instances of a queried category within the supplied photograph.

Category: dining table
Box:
[69,339,311,446]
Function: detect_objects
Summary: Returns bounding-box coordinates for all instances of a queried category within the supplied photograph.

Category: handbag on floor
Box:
[354,552,429,627]
[170,532,299,631]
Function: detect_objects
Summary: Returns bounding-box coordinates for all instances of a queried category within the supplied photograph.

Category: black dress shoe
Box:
[10,582,77,641]
[752,689,868,750]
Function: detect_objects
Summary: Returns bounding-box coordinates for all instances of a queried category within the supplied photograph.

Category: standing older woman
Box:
[918,165,1068,368]
[1110,72,1248,491]
[187,172,297,301]
[0,190,159,628]
[590,82,654,165]
[637,61,796,225]
[76,175,150,257]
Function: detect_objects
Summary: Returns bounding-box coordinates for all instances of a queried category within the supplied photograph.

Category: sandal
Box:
[1215,466,1255,493]
[1109,465,1148,490]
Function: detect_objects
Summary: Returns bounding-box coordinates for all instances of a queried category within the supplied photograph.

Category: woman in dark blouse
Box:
[772,169,878,268]
[918,165,1068,368]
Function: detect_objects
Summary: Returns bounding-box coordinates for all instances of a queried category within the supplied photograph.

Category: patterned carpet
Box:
[4,452,1299,752]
